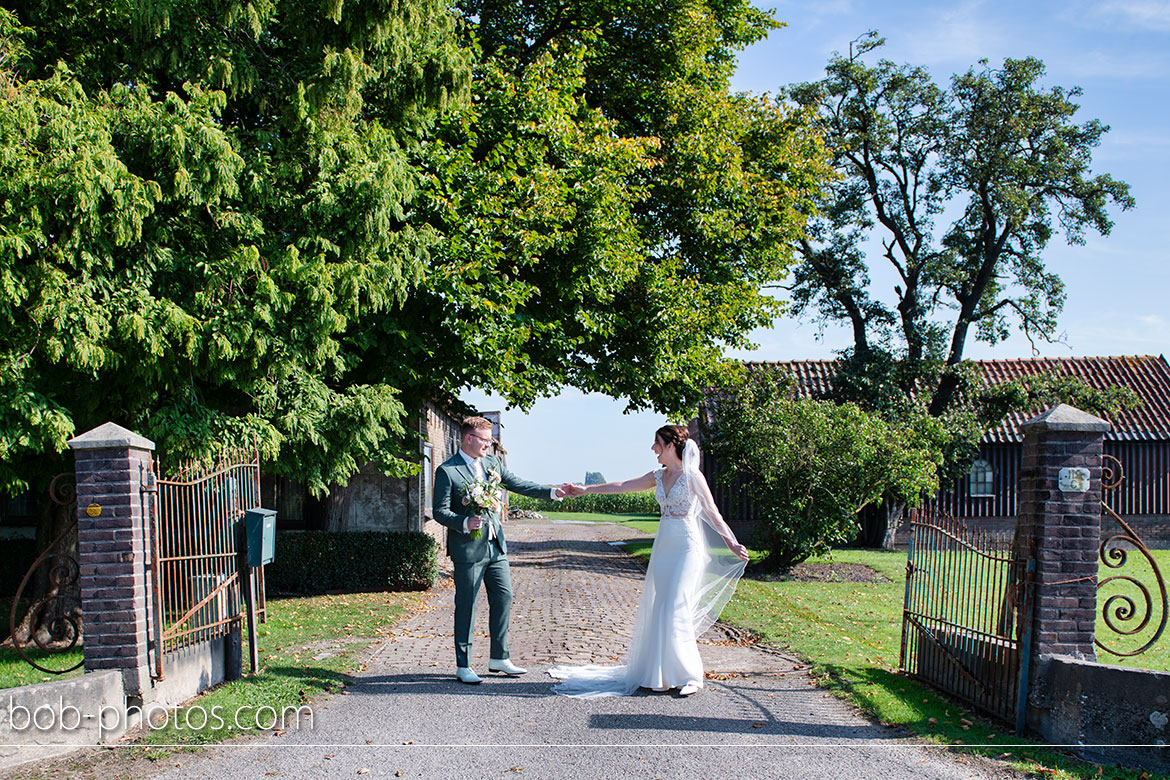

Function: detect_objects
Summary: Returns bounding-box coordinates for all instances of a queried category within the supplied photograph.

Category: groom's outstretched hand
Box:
[560,483,586,497]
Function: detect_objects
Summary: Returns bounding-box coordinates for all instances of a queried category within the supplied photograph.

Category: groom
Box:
[432,416,566,683]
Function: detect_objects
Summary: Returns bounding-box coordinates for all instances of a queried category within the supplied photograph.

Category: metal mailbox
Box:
[244,507,276,567]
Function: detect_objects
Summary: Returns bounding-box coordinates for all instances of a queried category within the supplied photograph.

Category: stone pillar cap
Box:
[68,422,156,451]
[1020,403,1111,433]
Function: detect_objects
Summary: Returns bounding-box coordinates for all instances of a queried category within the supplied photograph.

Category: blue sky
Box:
[464,0,1170,485]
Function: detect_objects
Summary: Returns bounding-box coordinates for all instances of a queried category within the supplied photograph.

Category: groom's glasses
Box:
[469,433,492,444]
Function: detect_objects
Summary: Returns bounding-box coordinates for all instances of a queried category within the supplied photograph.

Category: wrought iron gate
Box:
[900,513,1033,730]
[6,472,83,674]
[1097,454,1166,658]
[149,446,266,678]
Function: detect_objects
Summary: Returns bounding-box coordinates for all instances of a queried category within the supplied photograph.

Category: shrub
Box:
[509,490,659,515]
[266,531,437,594]
[705,371,943,571]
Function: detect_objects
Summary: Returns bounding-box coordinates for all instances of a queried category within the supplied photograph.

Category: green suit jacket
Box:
[432,452,553,563]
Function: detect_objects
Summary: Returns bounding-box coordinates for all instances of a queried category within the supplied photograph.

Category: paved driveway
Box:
[143,518,1018,779]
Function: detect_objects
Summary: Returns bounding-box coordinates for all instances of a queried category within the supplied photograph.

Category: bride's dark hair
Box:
[655,425,689,459]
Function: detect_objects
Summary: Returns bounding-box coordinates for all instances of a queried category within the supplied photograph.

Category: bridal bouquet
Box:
[462,469,503,540]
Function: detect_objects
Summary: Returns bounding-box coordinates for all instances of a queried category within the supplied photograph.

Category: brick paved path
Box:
[373,518,784,673]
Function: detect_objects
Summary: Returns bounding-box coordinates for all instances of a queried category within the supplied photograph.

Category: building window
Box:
[423,443,434,511]
[968,459,994,497]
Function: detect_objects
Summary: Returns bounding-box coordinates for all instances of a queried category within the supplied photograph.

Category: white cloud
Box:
[900,0,1007,66]
[1096,1,1170,31]
[1053,48,1170,80]
[774,0,855,23]
[1062,310,1170,354]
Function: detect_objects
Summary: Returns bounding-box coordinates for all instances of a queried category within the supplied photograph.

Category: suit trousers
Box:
[452,535,512,668]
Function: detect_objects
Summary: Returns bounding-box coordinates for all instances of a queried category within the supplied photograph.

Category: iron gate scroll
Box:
[1097,454,1167,658]
[6,472,83,674]
[150,446,266,678]
[900,514,1033,730]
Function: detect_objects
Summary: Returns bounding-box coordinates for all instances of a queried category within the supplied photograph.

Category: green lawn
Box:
[133,590,424,746]
[0,647,85,689]
[725,548,1170,780]
[538,510,660,534]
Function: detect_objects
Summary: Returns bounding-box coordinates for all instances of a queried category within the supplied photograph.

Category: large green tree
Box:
[1,0,469,504]
[783,33,1134,419]
[0,0,828,515]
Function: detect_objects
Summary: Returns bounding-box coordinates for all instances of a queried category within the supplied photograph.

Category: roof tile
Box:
[746,355,1170,442]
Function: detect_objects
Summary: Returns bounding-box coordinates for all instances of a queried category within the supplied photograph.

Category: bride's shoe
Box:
[651,686,671,692]
[678,683,700,696]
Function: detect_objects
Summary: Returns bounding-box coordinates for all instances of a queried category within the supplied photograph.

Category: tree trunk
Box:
[323,482,356,531]
[881,499,906,550]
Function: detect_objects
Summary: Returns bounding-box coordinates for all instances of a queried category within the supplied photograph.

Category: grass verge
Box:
[132,590,425,747]
[0,647,85,689]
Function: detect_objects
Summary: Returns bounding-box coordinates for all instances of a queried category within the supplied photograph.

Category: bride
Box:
[549,425,750,697]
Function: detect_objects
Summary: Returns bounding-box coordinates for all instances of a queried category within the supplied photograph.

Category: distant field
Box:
[536,511,659,534]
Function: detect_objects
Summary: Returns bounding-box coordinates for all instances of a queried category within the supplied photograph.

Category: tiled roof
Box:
[746,355,1170,442]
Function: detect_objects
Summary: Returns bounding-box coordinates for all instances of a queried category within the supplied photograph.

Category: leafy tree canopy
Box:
[0,1,829,498]
[782,32,1134,421]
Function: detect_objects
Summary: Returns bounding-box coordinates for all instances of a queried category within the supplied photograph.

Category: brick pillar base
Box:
[69,423,156,705]
[1017,404,1109,662]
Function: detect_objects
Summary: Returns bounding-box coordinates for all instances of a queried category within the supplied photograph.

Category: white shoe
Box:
[488,658,527,676]
[456,667,483,684]
[651,686,671,692]
[679,683,700,696]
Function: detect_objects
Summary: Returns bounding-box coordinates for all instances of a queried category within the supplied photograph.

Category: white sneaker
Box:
[488,658,527,676]
[679,683,700,696]
[456,667,483,684]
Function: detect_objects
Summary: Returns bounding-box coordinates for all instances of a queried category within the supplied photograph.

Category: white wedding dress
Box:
[548,443,746,697]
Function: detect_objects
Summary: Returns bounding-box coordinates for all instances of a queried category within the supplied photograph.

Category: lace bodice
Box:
[654,468,695,517]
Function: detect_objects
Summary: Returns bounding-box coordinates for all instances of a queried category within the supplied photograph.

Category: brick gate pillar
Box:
[1016,404,1108,664]
[68,423,156,706]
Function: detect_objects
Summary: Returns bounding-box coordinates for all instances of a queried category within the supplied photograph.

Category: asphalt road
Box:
[143,519,1021,780]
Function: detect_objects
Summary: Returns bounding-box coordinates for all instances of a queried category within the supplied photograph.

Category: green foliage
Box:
[783,32,1134,419]
[976,370,1143,431]
[266,531,438,593]
[0,0,830,510]
[411,3,832,413]
[1,0,469,497]
[509,489,659,515]
[583,471,606,485]
[705,371,943,570]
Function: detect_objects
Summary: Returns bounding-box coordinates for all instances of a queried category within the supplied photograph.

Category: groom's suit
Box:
[432,451,556,668]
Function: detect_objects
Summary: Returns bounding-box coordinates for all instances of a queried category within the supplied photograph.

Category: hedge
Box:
[0,539,38,597]
[266,531,437,594]
[509,490,659,515]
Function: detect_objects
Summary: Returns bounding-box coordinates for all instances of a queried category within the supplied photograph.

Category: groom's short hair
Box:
[461,416,493,438]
